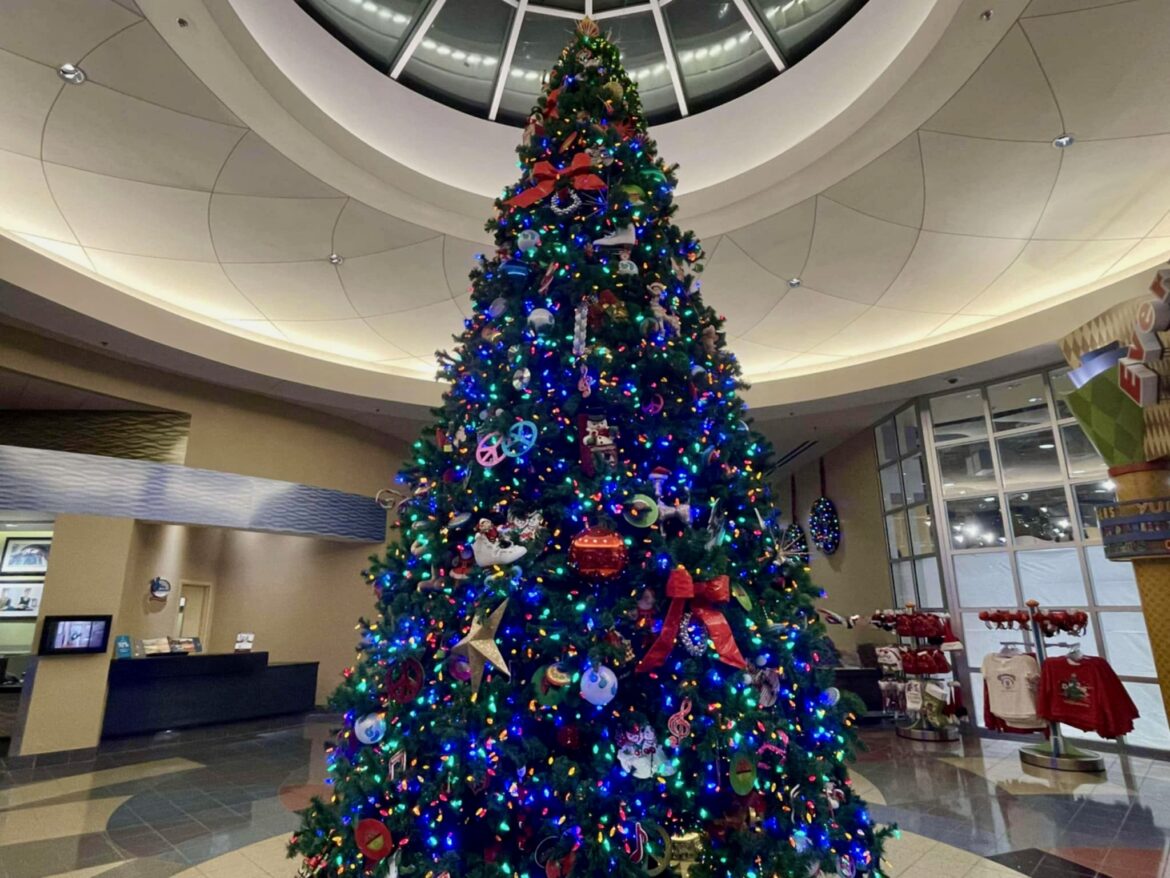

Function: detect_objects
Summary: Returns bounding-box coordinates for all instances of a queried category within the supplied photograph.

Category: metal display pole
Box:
[1018,600,1105,773]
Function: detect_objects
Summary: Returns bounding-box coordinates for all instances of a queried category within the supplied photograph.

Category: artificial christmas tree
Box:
[291,18,891,878]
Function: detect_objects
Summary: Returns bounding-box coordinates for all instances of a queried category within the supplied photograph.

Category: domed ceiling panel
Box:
[1023,0,1170,140]
[222,261,353,322]
[922,25,1060,141]
[215,132,343,198]
[0,51,62,158]
[1033,135,1170,240]
[876,232,1027,313]
[45,164,215,260]
[800,197,919,304]
[919,132,1059,239]
[87,251,263,321]
[81,21,242,126]
[44,84,244,190]
[209,194,346,262]
[822,134,923,228]
[0,0,1168,397]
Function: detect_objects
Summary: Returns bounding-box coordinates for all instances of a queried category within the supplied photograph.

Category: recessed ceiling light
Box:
[329,253,344,265]
[1039,443,1055,449]
[1052,133,1075,148]
[980,9,994,21]
[57,63,86,85]
[787,277,801,288]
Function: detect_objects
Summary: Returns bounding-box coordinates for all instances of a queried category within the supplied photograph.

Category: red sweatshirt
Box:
[1037,656,1139,739]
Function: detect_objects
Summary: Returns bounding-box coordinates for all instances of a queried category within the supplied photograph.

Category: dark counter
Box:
[102,652,318,738]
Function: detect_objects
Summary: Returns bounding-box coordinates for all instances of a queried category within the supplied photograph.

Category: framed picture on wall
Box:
[0,580,43,617]
[0,538,51,575]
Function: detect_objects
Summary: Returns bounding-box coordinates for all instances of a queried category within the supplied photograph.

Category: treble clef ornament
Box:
[667,697,692,747]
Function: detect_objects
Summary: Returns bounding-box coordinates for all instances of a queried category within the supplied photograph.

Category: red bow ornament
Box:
[507,152,607,208]
[636,567,748,673]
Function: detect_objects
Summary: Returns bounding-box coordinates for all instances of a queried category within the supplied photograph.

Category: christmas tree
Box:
[291,18,891,878]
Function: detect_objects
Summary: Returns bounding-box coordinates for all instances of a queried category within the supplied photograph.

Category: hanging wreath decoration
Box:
[809,458,841,555]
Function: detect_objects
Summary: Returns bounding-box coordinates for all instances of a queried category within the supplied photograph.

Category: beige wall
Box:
[0,324,401,496]
[787,430,896,657]
[117,522,377,703]
[16,515,134,756]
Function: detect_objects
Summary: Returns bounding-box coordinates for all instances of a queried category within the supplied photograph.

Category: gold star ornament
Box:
[451,599,511,694]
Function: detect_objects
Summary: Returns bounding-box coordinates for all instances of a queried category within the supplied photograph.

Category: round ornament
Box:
[448,653,471,681]
[516,229,541,252]
[489,296,508,318]
[622,494,660,528]
[556,723,582,750]
[354,712,386,745]
[823,686,841,707]
[513,367,531,391]
[386,658,425,703]
[730,752,757,796]
[617,257,638,276]
[809,496,841,555]
[580,664,618,706]
[527,308,555,330]
[568,527,628,579]
[354,818,393,861]
[501,258,531,287]
[837,854,857,878]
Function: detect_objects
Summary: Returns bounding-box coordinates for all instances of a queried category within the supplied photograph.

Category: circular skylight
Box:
[297,0,867,124]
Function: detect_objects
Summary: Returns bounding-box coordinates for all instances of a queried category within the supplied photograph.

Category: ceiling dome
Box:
[296,0,866,123]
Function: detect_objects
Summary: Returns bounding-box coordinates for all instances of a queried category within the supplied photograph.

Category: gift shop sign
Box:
[1099,498,1170,560]
[1117,267,1170,406]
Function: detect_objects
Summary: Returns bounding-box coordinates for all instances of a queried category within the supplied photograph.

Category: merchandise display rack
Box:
[985,600,1106,773]
[885,603,961,743]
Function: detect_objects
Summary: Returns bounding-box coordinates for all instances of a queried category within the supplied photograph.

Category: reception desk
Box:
[102,652,318,738]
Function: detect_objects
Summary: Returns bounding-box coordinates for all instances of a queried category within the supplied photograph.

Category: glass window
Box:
[398,2,511,116]
[879,464,903,510]
[603,12,676,119]
[909,505,935,555]
[664,0,776,114]
[1075,480,1116,541]
[1061,423,1107,480]
[891,560,915,607]
[756,0,866,64]
[989,375,1050,432]
[301,0,426,68]
[497,14,576,122]
[937,441,996,498]
[895,406,920,455]
[962,611,1013,661]
[946,496,1005,550]
[1049,366,1075,419]
[998,429,1063,489]
[886,511,911,560]
[1008,487,1074,546]
[875,420,898,465]
[916,557,944,608]
[1100,612,1156,677]
[1122,682,1170,749]
[1085,545,1140,605]
[901,456,927,504]
[1016,548,1087,606]
[930,389,987,443]
[954,553,1015,607]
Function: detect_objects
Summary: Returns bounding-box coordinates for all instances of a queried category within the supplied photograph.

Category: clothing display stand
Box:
[893,603,961,743]
[1016,600,1106,773]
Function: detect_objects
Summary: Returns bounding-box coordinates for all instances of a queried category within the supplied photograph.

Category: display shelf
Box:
[874,603,964,743]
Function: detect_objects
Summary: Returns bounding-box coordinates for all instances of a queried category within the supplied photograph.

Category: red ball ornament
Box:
[568,527,627,579]
[354,818,393,861]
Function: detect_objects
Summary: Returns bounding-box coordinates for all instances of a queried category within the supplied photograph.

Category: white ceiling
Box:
[0,0,1168,405]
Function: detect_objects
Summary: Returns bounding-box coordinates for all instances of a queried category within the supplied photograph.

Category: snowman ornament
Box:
[616,724,676,779]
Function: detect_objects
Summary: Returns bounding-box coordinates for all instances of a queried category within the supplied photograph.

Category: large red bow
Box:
[636,567,747,673]
[506,152,606,208]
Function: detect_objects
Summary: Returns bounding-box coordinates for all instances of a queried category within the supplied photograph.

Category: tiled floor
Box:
[0,717,1167,877]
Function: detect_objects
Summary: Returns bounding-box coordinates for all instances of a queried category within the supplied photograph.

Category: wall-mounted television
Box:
[38,615,113,655]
